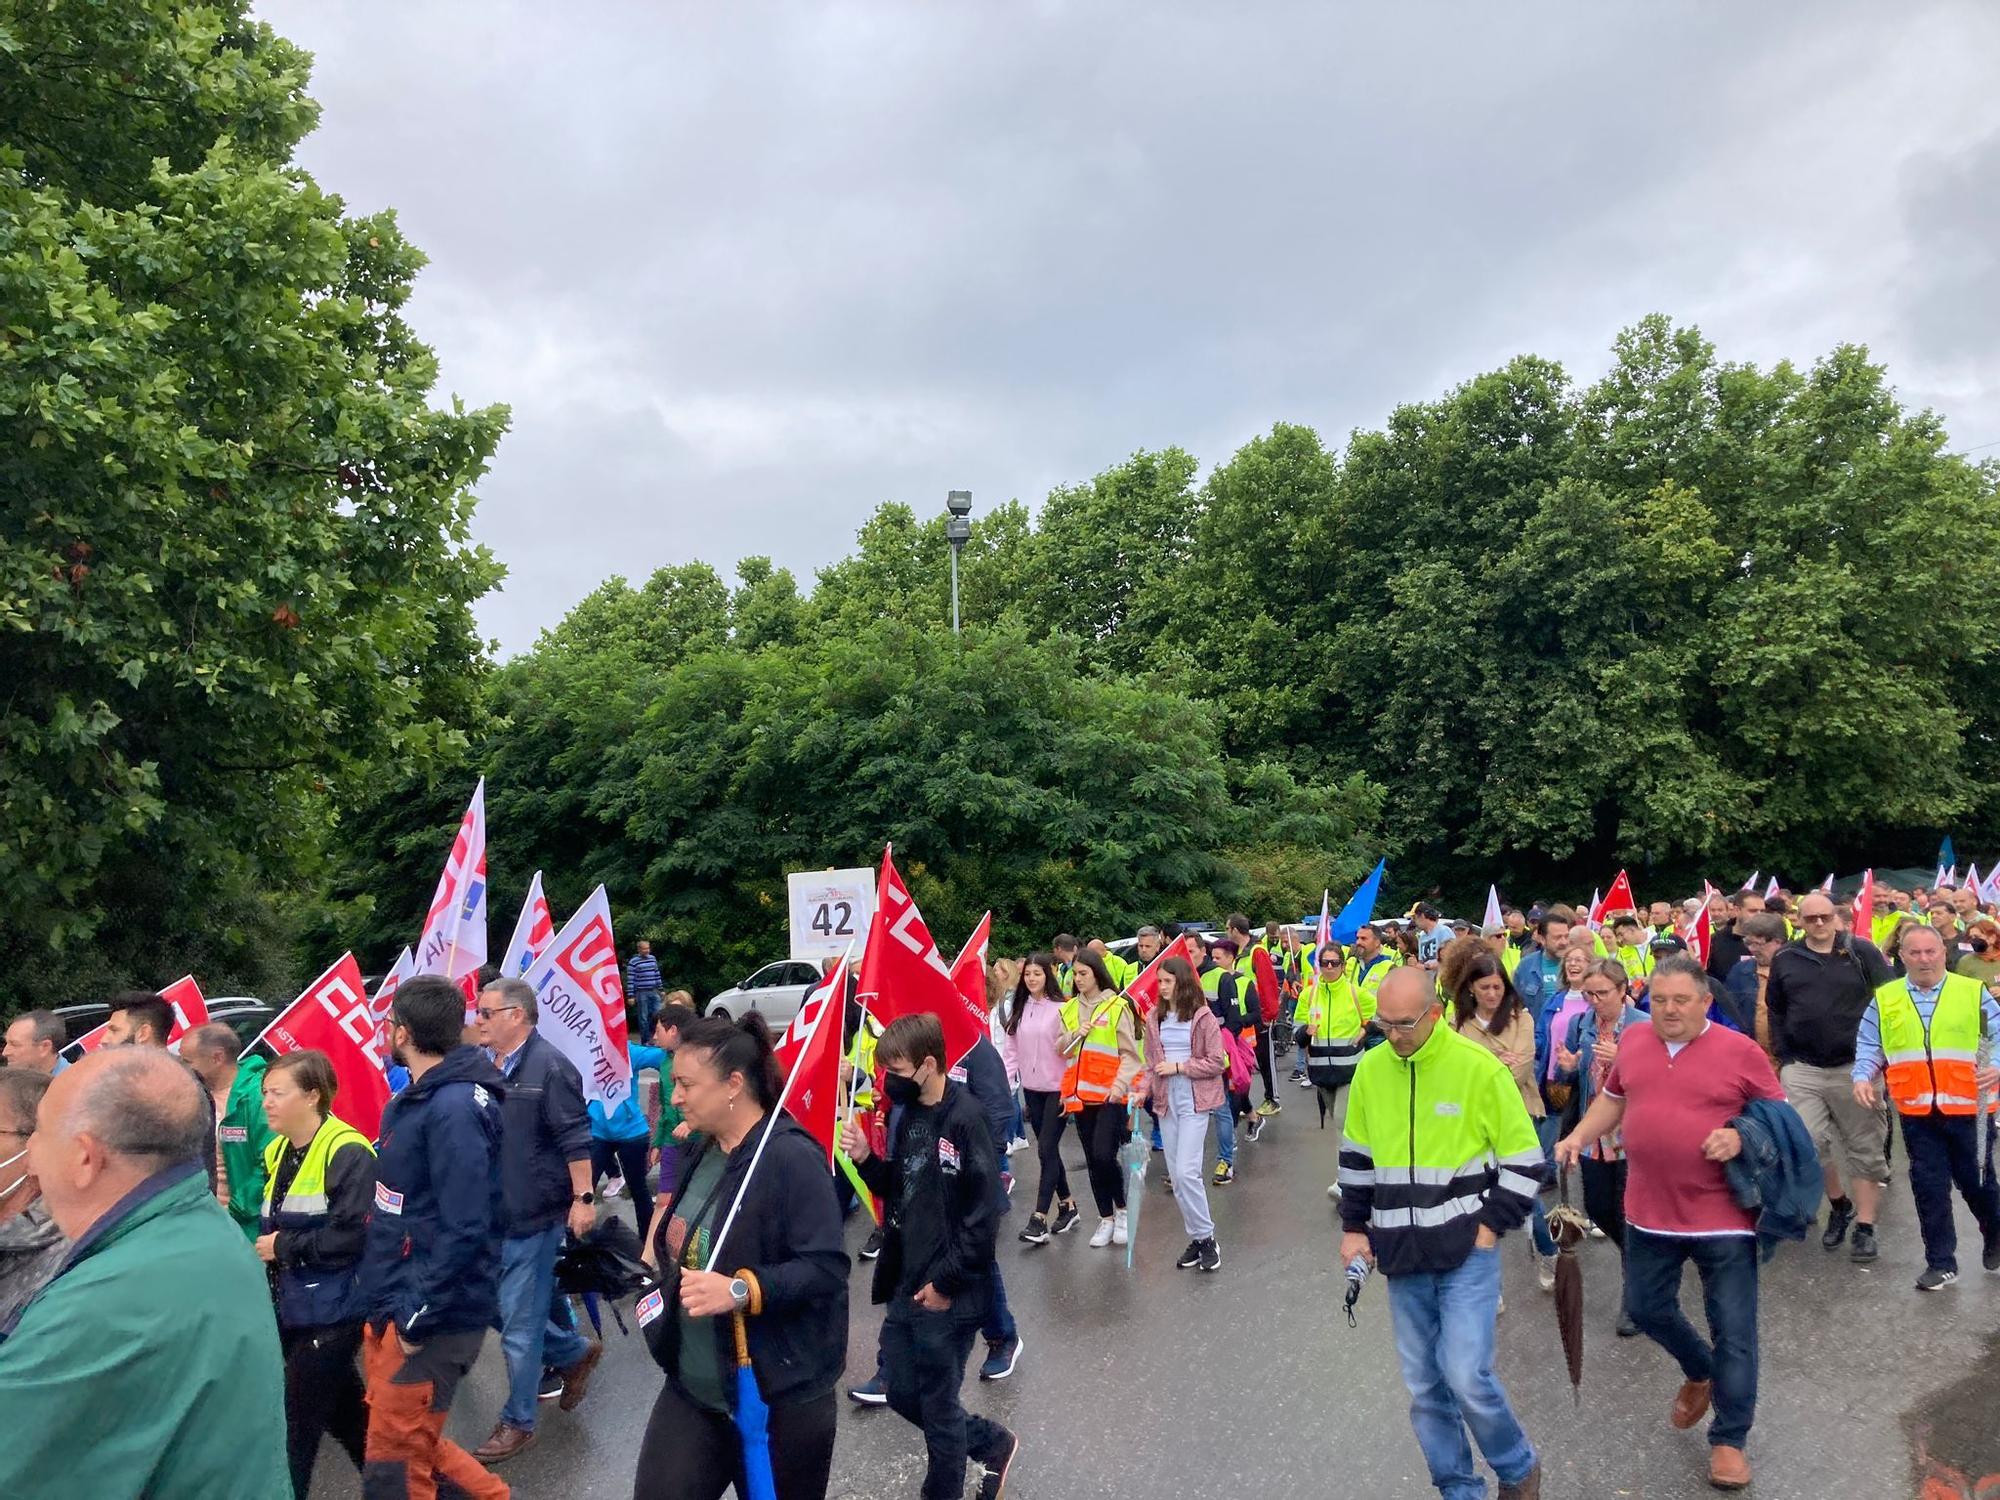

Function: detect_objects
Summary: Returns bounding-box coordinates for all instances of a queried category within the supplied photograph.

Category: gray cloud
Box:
[256,0,2000,653]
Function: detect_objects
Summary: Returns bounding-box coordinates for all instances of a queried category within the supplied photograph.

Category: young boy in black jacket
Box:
[842,1013,1019,1500]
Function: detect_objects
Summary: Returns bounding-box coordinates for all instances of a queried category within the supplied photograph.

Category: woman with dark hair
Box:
[635,1014,848,1500]
[1551,959,1648,1336]
[1057,951,1141,1248]
[1133,956,1227,1272]
[255,1048,377,1499]
[1002,954,1080,1245]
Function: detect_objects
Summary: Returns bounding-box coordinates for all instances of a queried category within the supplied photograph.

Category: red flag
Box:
[1853,869,1875,943]
[251,954,392,1140]
[1253,944,1281,1023]
[774,955,851,1078]
[1687,885,1715,970]
[948,912,992,1025]
[1599,869,1637,920]
[65,975,209,1061]
[855,847,987,1068]
[778,953,847,1169]
[1123,933,1196,1017]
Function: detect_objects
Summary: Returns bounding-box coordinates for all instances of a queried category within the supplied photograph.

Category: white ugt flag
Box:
[415,779,489,980]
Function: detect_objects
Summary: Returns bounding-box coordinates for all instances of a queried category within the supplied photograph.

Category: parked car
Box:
[704,959,824,1031]
[52,996,276,1057]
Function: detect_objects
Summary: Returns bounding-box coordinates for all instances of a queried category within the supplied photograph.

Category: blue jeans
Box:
[1622,1229,1759,1448]
[1386,1247,1537,1499]
[1212,1103,1235,1166]
[634,989,663,1041]
[499,1224,592,1430]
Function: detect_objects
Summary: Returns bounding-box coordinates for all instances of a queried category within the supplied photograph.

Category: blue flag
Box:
[1940,835,1957,871]
[1328,859,1387,944]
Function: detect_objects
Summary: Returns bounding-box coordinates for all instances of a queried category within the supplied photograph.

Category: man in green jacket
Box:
[181,1021,275,1241]
[0,1048,289,1499]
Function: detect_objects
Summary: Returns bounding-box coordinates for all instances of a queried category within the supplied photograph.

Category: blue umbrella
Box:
[731,1310,778,1500]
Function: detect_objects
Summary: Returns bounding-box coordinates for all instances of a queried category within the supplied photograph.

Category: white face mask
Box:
[0,1146,27,1202]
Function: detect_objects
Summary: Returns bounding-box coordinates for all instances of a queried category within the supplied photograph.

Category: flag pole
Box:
[707,940,853,1270]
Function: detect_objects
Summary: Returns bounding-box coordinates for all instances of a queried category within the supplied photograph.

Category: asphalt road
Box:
[317,1088,2000,1499]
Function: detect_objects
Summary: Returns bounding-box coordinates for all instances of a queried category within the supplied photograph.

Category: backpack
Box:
[1222,1026,1254,1094]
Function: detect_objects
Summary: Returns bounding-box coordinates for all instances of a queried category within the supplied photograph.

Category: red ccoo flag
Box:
[63,975,209,1063]
[1122,933,1196,1018]
[1686,885,1715,970]
[1853,870,1875,945]
[1596,869,1637,921]
[948,912,993,1029]
[855,846,988,1068]
[776,951,848,1169]
[249,954,392,1141]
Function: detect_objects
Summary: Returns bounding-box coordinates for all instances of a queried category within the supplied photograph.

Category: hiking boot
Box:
[1176,1240,1202,1270]
[1088,1216,1116,1248]
[1708,1445,1751,1490]
[1670,1379,1713,1430]
[1017,1214,1051,1246]
[846,1375,887,1405]
[978,1332,1023,1381]
[556,1338,604,1411]
[1112,1208,1129,1246]
[1255,1099,1282,1117]
[1498,1462,1543,1500]
[1212,1161,1235,1186]
[1244,1116,1264,1144]
[860,1227,884,1260]
[1849,1223,1878,1264]
[1821,1199,1853,1250]
[975,1429,1020,1500]
[473,1423,536,1464]
[1051,1201,1082,1236]
[1196,1237,1222,1272]
[1916,1266,1958,1291]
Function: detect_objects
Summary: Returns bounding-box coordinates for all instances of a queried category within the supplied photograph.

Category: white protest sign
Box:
[787,867,874,961]
[522,884,634,1113]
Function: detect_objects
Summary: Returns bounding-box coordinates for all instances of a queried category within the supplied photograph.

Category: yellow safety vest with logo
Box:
[260,1114,373,1219]
[1055,961,1076,998]
[847,1015,883,1111]
[1872,910,1913,951]
[1875,973,1994,1116]
[1613,943,1655,985]
[1060,992,1135,1112]
[1350,951,1400,1006]
[1499,943,1522,977]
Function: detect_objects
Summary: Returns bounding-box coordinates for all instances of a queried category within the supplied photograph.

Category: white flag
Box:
[415,779,488,980]
[1763,875,1780,900]
[1482,885,1503,931]
[1819,873,1836,894]
[502,870,556,978]
[521,885,634,1113]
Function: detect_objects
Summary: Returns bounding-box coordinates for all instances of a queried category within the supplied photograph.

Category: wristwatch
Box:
[574,1192,597,1205]
[729,1277,751,1311]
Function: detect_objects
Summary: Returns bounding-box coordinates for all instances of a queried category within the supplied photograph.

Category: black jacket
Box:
[1706,925,1748,984]
[855,1079,999,1304]
[644,1114,849,1407]
[359,1046,505,1338]
[1764,935,1891,1069]
[951,1038,1014,1216]
[494,1031,593,1237]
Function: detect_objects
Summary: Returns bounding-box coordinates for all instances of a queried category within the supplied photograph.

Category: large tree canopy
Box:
[1,1,506,1002]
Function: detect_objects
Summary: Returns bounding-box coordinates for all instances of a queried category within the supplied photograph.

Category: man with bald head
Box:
[1337,966,1547,1500]
[180,1020,274,1241]
[0,1049,287,1498]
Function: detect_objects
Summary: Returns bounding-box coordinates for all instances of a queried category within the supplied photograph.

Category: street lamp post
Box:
[945,489,973,636]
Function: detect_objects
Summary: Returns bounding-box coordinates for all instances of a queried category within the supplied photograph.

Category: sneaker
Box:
[1006,1136,1031,1155]
[1255,1099,1282,1117]
[1112,1208,1128,1246]
[860,1228,884,1260]
[1535,1251,1556,1294]
[1821,1199,1854,1250]
[1290,1070,1309,1086]
[1018,1214,1051,1246]
[846,1375,888,1405]
[1616,1311,1641,1338]
[978,1332,1023,1381]
[1001,1172,1015,1196]
[975,1429,1020,1500]
[601,1175,625,1200]
[1326,1183,1340,1201]
[1162,1174,1175,1194]
[1586,1224,1606,1240]
[1196,1237,1222,1272]
[1496,1293,1506,1316]
[537,1368,564,1401]
[1983,1224,2000,1273]
[1176,1240,1202,1270]
[1917,1267,1958,1292]
[1051,1201,1082,1236]
[1088,1216,1115,1248]
[1849,1223,1879,1264]
[1151,1136,1164,1151]
[1212,1162,1235,1186]
[1244,1116,1264,1144]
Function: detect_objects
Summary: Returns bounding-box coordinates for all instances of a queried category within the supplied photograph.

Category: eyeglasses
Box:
[475,1005,522,1021]
[1375,1011,1434,1034]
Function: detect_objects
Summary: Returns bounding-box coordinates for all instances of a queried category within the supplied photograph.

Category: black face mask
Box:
[1973,938,1990,955]
[882,1070,924,1108]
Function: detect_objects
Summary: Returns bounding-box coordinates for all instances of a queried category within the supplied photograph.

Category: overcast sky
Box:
[258,1,2000,656]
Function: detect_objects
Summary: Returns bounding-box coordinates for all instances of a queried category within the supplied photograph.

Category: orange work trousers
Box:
[361,1322,510,1500]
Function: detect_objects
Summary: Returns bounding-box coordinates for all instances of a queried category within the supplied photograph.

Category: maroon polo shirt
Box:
[1603,1021,1785,1236]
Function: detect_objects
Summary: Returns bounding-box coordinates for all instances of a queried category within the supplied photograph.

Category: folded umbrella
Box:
[731,1311,778,1500]
[1547,1167,1593,1408]
[1119,1101,1148,1269]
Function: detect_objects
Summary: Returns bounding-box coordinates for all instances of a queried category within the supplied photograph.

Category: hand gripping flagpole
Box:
[706,941,854,1272]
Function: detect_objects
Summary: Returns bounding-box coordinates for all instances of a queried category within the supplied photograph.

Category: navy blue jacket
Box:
[358,1046,505,1338]
[952,1037,1014,1216]
[1725,1096,1822,1263]
[493,1031,593,1238]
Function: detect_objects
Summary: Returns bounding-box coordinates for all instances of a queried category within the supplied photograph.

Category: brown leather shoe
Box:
[1498,1461,1542,1499]
[1670,1379,1713,1430]
[472,1422,537,1463]
[1708,1445,1751,1490]
[557,1339,605,1412]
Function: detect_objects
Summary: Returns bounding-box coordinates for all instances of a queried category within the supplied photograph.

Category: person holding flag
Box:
[636,1013,848,1500]
[843,1013,1019,1500]
[1057,951,1142,1249]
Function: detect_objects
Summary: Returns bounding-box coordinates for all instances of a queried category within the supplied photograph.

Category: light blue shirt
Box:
[1852,978,2000,1084]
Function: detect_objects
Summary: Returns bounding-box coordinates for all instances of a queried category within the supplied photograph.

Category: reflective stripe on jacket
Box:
[1877,973,1994,1116]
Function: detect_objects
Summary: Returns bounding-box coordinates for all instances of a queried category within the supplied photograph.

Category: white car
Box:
[704,959,825,1031]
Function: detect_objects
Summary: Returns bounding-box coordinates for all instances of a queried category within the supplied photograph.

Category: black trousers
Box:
[1252,1022,1277,1104]
[882,1294,1011,1500]
[1074,1102,1129,1217]
[593,1134,656,1243]
[632,1379,836,1500]
[1579,1157,1628,1248]
[1901,1109,2000,1273]
[283,1321,367,1499]
[1022,1088,1072,1216]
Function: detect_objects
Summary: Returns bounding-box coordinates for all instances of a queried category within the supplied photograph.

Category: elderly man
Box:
[180,1021,274,1241]
[472,976,601,1462]
[1852,922,2000,1291]
[0,1049,287,1498]
[3,1011,66,1074]
[0,1070,66,1323]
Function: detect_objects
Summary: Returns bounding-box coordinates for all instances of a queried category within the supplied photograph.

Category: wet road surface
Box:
[318,1092,2000,1499]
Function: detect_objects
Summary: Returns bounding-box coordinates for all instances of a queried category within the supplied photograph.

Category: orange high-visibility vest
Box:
[1061,994,1133,1112]
[1876,973,1995,1116]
